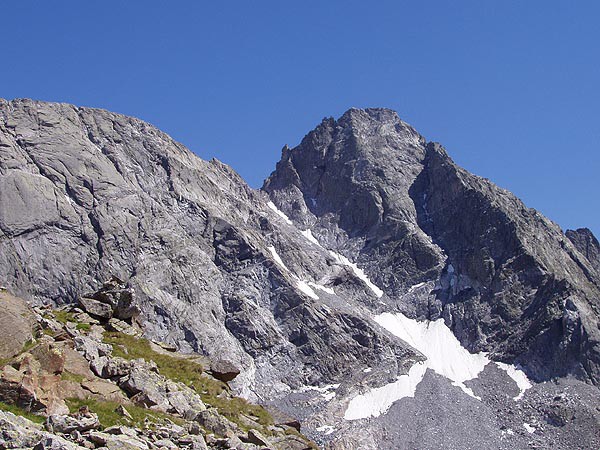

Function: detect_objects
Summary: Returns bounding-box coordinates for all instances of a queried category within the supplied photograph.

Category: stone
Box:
[31,344,66,375]
[0,358,68,415]
[263,405,301,431]
[99,356,132,378]
[32,435,85,450]
[107,318,139,336]
[152,439,177,449]
[120,367,168,409]
[115,404,133,420]
[246,429,271,447]
[0,291,37,361]
[187,435,208,450]
[81,379,125,401]
[0,410,45,449]
[101,435,149,450]
[78,297,113,320]
[45,413,100,434]
[193,409,239,436]
[209,359,240,383]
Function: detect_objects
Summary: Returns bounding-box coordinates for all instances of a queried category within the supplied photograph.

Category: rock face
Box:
[0,98,413,401]
[264,108,600,385]
[1,99,600,449]
[0,290,37,360]
[567,228,600,273]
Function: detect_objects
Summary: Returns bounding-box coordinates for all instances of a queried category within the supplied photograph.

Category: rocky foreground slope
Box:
[0,283,314,449]
[0,99,599,449]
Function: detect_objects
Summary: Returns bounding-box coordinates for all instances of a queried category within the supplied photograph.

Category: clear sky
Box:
[2,1,599,236]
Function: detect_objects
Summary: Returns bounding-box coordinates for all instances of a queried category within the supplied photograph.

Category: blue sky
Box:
[2,1,599,236]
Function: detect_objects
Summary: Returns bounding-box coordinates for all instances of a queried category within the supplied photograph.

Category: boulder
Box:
[165,380,206,416]
[107,318,139,336]
[32,435,86,450]
[80,278,140,322]
[0,292,37,361]
[193,408,239,436]
[209,359,240,383]
[99,356,132,379]
[79,277,140,321]
[45,412,100,434]
[87,431,149,450]
[263,405,301,431]
[31,344,66,375]
[0,350,70,416]
[115,404,133,420]
[0,410,45,449]
[78,297,112,320]
[120,366,169,409]
[81,379,126,402]
[152,438,177,449]
[246,429,271,447]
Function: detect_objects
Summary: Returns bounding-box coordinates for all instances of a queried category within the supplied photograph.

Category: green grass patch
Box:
[53,309,76,325]
[76,323,91,331]
[102,332,224,396]
[61,371,86,383]
[66,397,183,429]
[0,401,45,424]
[42,328,58,337]
[21,338,37,353]
[102,332,275,430]
[208,396,273,431]
[285,426,320,449]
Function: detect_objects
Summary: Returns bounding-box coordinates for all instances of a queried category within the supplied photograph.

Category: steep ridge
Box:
[263,108,600,386]
[567,227,600,273]
[1,99,599,449]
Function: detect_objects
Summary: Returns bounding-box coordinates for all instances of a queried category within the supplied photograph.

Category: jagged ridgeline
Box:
[0,99,599,449]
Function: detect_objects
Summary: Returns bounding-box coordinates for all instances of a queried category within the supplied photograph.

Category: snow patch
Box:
[363,367,372,373]
[308,282,335,295]
[316,425,335,436]
[301,229,320,245]
[267,201,293,225]
[407,282,427,294]
[523,423,536,434]
[374,313,487,399]
[496,362,532,400]
[329,251,384,298]
[268,246,320,300]
[268,246,289,272]
[344,312,534,420]
[297,383,339,401]
[344,362,427,420]
[296,280,319,300]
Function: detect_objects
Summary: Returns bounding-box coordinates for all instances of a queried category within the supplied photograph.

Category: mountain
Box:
[1,99,599,449]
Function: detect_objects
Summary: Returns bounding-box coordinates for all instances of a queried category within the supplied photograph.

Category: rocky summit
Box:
[0,99,599,449]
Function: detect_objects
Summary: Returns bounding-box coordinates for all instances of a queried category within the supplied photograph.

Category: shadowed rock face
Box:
[264,108,600,386]
[567,228,600,273]
[2,100,600,449]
